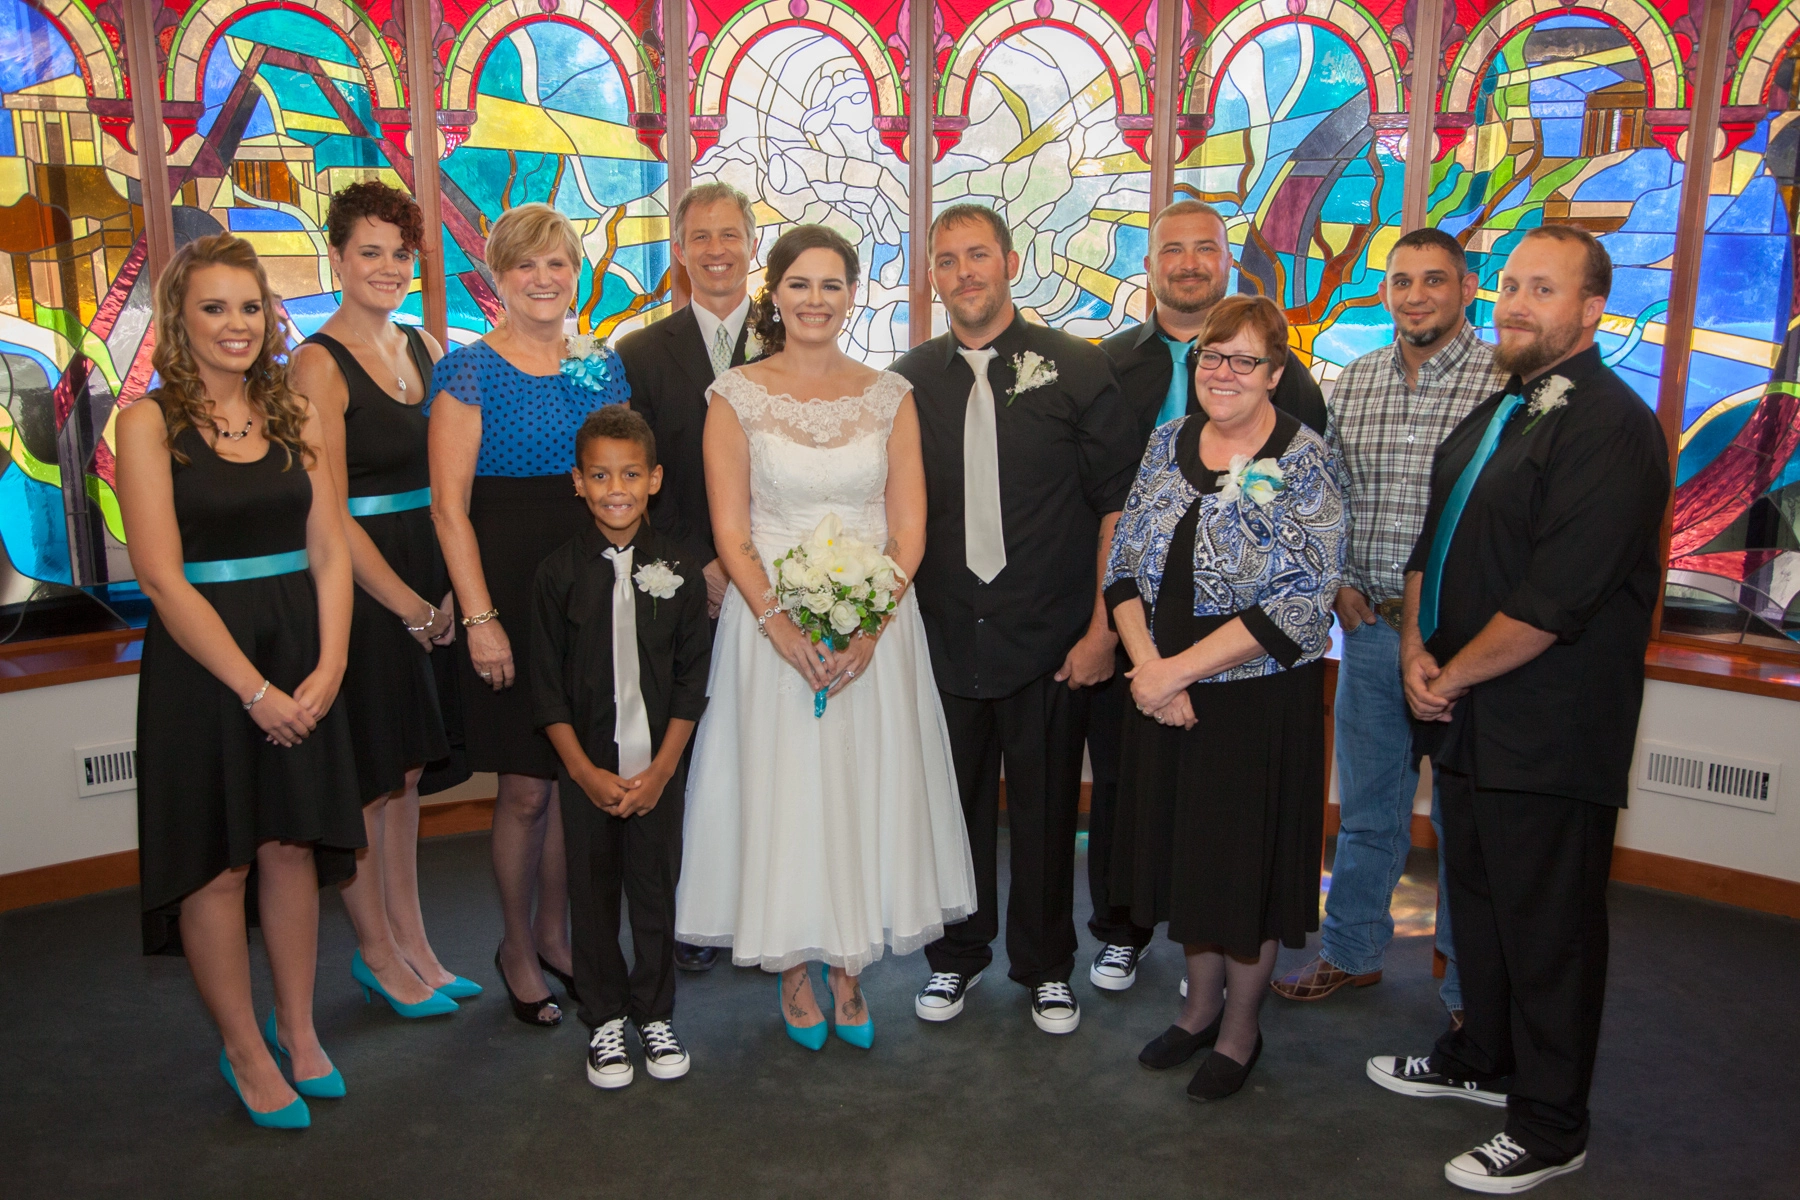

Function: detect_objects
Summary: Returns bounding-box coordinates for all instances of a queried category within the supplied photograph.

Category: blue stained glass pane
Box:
[0,3,74,92]
[226,12,360,66]
[227,209,306,231]
[0,464,71,585]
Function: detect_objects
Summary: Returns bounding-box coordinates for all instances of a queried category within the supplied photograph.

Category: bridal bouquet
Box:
[771,514,905,717]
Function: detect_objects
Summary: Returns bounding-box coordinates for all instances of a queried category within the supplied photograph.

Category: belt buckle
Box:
[1376,598,1404,632]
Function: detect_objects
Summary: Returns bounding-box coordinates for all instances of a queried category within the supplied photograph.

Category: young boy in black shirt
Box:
[530,405,711,1089]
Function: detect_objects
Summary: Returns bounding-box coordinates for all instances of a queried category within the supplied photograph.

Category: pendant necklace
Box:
[213,416,255,441]
[354,328,406,400]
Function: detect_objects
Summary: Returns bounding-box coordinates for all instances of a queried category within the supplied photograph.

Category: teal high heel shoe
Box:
[434,974,483,1001]
[262,1010,345,1099]
[219,1049,310,1129]
[822,963,873,1050]
[352,949,459,1018]
[780,971,827,1051]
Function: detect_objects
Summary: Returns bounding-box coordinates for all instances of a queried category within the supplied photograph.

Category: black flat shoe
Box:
[1139,1015,1222,1070]
[1187,1035,1263,1102]
[538,953,580,1003]
[494,948,560,1027]
[674,943,718,972]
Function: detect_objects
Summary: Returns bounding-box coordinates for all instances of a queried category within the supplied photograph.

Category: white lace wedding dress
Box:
[676,368,977,973]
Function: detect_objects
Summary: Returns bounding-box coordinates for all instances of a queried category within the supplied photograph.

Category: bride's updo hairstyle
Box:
[747,224,861,356]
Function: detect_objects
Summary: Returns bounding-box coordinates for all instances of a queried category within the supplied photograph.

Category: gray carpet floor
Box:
[3,830,1796,1199]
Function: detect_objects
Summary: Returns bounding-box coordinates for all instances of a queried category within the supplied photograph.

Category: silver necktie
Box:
[710,322,733,378]
[959,347,1006,583]
[603,546,654,779]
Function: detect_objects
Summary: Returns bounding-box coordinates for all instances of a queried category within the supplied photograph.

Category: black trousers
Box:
[559,762,687,1029]
[1084,663,1153,949]
[926,671,1089,987]
[1431,768,1617,1164]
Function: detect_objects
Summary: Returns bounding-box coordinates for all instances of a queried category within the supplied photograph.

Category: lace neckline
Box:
[729,370,889,408]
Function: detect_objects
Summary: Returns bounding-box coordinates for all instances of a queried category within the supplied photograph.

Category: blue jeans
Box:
[1321,617,1462,1011]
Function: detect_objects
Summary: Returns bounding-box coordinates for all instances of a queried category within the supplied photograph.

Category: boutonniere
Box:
[1218,454,1285,507]
[560,332,616,393]
[633,559,683,618]
[1005,350,1058,404]
[1520,374,1573,433]
[744,327,768,362]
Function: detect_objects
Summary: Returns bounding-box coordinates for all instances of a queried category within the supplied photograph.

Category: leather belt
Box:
[1375,597,1404,632]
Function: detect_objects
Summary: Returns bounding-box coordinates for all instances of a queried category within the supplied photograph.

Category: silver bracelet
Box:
[756,606,782,637]
[242,679,270,711]
[461,606,498,627]
[404,604,437,634]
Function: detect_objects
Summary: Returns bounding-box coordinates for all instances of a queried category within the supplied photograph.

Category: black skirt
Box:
[137,573,365,955]
[459,474,591,776]
[1109,662,1325,958]
[341,506,451,802]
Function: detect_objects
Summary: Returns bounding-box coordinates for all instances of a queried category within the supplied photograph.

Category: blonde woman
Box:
[427,202,629,1026]
[115,234,361,1128]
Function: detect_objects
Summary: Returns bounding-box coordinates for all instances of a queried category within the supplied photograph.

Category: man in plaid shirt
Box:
[1272,228,1503,1020]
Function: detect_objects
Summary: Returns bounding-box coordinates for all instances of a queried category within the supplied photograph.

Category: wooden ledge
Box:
[1643,640,1800,702]
[0,628,143,694]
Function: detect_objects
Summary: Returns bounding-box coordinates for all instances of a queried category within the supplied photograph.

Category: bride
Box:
[677,225,976,1050]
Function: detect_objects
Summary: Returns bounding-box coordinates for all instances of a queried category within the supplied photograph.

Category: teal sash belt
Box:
[347,486,431,517]
[183,549,310,584]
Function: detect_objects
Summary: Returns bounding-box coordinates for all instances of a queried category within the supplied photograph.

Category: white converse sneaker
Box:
[1445,1132,1586,1194]
[586,1018,633,1089]
[915,970,981,1021]
[1089,943,1147,992]
[1030,981,1080,1034]
[1366,1054,1508,1107]
[636,1019,690,1081]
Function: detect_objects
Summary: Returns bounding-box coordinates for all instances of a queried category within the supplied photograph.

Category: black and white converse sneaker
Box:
[1366,1055,1508,1107]
[586,1018,633,1089]
[636,1019,690,1081]
[1089,943,1147,991]
[1030,982,1080,1034]
[1445,1133,1586,1194]
[915,970,981,1021]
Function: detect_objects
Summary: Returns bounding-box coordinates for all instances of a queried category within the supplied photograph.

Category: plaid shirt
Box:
[1325,324,1504,601]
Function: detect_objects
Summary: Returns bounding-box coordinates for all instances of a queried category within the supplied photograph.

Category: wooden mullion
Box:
[1400,0,1444,233]
[1147,0,1180,216]
[120,2,174,283]
[404,0,449,346]
[665,0,692,309]
[908,0,933,347]
[1650,0,1732,641]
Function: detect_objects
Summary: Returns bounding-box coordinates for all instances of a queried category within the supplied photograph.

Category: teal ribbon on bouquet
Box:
[183,549,309,584]
[346,486,430,517]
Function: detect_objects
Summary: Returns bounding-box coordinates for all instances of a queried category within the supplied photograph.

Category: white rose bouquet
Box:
[771,513,906,717]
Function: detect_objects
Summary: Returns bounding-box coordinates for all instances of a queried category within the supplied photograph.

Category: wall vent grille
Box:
[1636,741,1778,814]
[75,740,137,798]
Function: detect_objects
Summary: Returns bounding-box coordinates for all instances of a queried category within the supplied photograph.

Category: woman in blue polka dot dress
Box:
[427,203,628,1026]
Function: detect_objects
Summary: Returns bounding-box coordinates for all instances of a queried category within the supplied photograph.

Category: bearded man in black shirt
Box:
[1365,226,1668,1194]
[892,205,1141,1036]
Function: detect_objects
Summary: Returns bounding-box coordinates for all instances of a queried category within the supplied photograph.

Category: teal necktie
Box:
[1157,337,1195,427]
[1417,392,1525,642]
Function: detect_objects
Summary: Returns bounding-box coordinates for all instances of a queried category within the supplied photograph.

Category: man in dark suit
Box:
[893,205,1142,1036]
[614,180,757,971]
[1084,200,1328,994]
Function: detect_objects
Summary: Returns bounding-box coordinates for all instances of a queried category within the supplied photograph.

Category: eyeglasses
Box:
[1196,349,1271,376]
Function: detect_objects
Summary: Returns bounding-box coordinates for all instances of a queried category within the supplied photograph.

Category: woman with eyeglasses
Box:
[1102,295,1345,1103]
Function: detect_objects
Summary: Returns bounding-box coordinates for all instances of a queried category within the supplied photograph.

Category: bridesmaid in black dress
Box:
[290,182,472,1017]
[116,234,362,1129]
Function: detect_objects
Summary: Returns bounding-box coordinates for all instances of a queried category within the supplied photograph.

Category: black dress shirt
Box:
[1098,316,1329,446]
[616,306,750,567]
[892,311,1140,699]
[529,522,712,771]
[1406,345,1669,806]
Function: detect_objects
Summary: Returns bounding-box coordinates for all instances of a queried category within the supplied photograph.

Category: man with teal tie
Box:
[1365,227,1668,1194]
[1087,200,1327,992]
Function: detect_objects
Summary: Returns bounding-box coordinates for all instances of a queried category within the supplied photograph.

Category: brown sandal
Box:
[1269,955,1381,1001]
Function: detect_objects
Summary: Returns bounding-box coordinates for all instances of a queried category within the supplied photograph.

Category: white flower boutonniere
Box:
[1005,350,1059,405]
[634,559,683,618]
[1521,374,1573,433]
[744,327,768,362]
[1218,454,1285,507]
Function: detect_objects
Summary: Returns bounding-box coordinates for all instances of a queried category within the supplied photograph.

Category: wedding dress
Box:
[676,368,977,973]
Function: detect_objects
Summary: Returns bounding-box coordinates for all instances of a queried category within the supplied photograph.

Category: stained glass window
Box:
[159,1,418,341]
[689,0,911,365]
[1176,0,1410,385]
[933,0,1153,340]
[1660,17,1800,647]
[0,0,142,590]
[436,1,669,345]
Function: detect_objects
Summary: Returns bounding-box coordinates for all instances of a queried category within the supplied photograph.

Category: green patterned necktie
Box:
[710,323,733,378]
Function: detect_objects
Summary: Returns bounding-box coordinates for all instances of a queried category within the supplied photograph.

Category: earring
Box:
[772,308,782,323]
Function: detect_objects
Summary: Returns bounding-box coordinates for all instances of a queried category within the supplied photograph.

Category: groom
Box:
[893,204,1141,1035]
[616,180,757,971]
